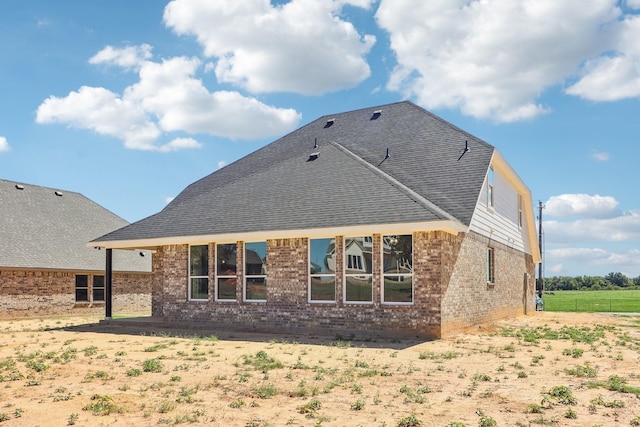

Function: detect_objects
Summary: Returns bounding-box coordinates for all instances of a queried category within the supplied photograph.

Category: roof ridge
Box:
[328,141,461,223]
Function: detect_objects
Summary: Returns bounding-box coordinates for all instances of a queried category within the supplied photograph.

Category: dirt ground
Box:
[1,312,639,427]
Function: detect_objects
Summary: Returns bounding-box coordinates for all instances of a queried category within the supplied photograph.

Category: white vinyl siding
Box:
[469,165,530,253]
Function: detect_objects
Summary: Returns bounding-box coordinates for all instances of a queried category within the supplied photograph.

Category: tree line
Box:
[543,272,640,291]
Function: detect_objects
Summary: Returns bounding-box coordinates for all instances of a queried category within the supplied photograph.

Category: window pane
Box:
[75,275,88,288]
[345,237,373,274]
[384,276,413,303]
[217,243,237,274]
[93,288,105,302]
[245,242,266,275]
[309,238,335,274]
[75,289,88,302]
[93,275,105,287]
[346,276,372,302]
[217,278,236,300]
[383,235,412,273]
[310,276,335,301]
[246,277,266,301]
[190,278,209,300]
[190,245,208,276]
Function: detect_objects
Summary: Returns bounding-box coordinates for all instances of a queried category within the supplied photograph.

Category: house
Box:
[0,179,152,318]
[92,101,540,338]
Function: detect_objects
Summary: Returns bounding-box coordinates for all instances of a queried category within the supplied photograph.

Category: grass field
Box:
[542,289,640,312]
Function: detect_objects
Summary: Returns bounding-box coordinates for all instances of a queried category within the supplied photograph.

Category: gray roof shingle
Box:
[0,180,150,272]
[95,101,495,243]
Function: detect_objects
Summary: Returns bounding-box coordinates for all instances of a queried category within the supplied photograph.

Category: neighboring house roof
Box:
[0,179,150,273]
[94,101,497,246]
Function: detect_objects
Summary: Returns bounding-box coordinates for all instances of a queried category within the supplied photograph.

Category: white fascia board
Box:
[88,220,468,249]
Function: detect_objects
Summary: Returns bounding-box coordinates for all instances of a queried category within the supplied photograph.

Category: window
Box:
[245,242,267,301]
[75,275,88,302]
[487,247,495,284]
[216,243,237,301]
[93,275,105,302]
[518,194,523,228]
[309,238,336,302]
[189,245,209,301]
[488,167,495,208]
[345,236,373,303]
[382,235,413,303]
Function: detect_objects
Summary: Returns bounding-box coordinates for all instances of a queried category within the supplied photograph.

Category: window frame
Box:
[486,246,495,284]
[487,167,495,209]
[518,193,523,228]
[244,241,267,302]
[188,244,209,302]
[92,275,105,302]
[343,236,374,305]
[381,234,414,305]
[308,237,336,304]
[216,243,238,302]
[75,274,89,302]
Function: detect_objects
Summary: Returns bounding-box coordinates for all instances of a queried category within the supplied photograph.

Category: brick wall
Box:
[0,269,152,319]
[440,231,536,336]
[152,231,533,338]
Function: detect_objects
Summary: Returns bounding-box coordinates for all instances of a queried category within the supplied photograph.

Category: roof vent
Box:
[54,191,63,197]
[308,152,320,162]
[324,118,335,128]
[15,184,24,190]
[371,110,382,120]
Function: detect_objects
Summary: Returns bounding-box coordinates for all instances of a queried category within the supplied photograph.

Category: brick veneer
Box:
[152,230,535,338]
[0,269,152,319]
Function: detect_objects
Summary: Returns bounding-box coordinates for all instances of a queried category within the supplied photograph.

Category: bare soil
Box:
[1,312,639,426]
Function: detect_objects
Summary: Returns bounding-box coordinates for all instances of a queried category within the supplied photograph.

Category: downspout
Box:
[105,248,113,320]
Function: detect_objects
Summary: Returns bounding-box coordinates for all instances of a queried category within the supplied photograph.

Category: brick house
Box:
[0,180,151,318]
[93,102,540,338]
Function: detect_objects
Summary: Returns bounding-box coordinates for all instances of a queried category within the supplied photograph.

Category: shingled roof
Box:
[0,179,150,272]
[94,101,495,245]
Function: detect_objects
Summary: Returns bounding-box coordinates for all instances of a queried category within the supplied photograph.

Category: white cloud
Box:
[376,0,633,122]
[628,0,640,9]
[157,137,203,153]
[36,48,301,151]
[0,136,10,152]
[545,211,640,243]
[163,0,375,95]
[164,196,175,204]
[217,160,227,169]
[545,194,619,218]
[546,247,640,276]
[590,150,609,161]
[566,15,640,101]
[89,44,153,71]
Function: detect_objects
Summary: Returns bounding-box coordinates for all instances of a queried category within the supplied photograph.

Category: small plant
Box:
[526,403,543,414]
[562,348,584,358]
[565,364,596,378]
[517,371,528,378]
[0,413,10,422]
[478,416,497,427]
[66,413,79,425]
[83,346,98,357]
[351,398,365,410]
[82,394,123,416]
[397,414,422,427]
[446,423,466,427]
[142,358,163,373]
[126,368,142,377]
[298,399,321,415]
[545,385,577,405]
[243,350,284,373]
[564,408,577,419]
[254,383,277,399]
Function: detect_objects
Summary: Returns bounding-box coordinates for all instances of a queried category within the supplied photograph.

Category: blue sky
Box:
[1,0,639,278]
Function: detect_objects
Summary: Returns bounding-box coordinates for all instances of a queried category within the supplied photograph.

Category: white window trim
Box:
[308,237,336,304]
[215,243,237,302]
[189,244,209,302]
[244,242,267,303]
[518,194,523,229]
[381,234,414,305]
[487,167,495,210]
[343,236,373,305]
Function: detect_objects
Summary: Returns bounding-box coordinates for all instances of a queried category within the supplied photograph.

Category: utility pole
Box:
[537,201,544,296]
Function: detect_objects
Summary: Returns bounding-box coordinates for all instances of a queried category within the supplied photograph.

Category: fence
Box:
[542,298,640,313]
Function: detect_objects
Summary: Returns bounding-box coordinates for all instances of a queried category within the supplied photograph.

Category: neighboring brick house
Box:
[93,101,540,338]
[0,180,152,318]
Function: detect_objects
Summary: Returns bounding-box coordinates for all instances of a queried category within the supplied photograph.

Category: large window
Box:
[344,236,373,303]
[75,275,89,302]
[216,243,237,301]
[382,235,413,304]
[189,245,209,301]
[245,242,267,301]
[93,275,105,302]
[309,238,336,302]
[488,167,495,208]
[487,247,495,284]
